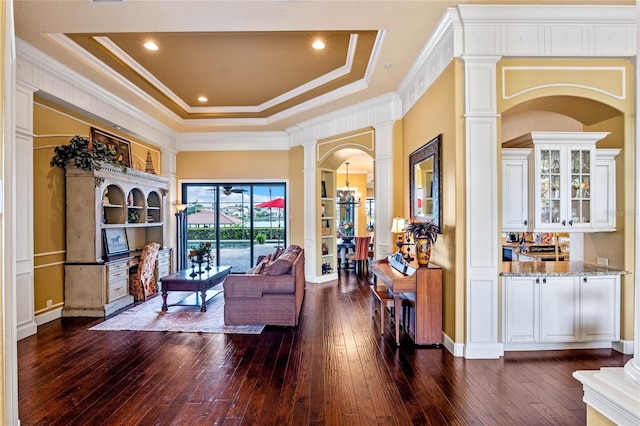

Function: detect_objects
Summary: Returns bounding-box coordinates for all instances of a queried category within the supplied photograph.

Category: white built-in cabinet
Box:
[63,164,170,317]
[502,149,531,232]
[502,132,618,232]
[318,168,337,281]
[503,274,620,348]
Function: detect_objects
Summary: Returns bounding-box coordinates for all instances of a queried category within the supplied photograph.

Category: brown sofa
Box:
[223,245,305,326]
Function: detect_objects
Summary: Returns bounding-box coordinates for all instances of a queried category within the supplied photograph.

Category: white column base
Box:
[573,366,640,425]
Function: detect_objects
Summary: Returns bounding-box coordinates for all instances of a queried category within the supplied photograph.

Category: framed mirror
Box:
[409,134,442,232]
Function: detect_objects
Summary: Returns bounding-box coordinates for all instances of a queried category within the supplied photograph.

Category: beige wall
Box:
[176,149,303,246]
[33,98,164,316]
[402,60,463,342]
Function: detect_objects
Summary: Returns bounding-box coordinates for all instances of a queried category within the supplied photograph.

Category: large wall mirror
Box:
[409,134,442,232]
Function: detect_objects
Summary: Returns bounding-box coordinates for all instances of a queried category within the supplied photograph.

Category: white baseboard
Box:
[464,342,504,359]
[16,321,37,341]
[613,339,634,355]
[35,307,62,327]
[442,332,465,357]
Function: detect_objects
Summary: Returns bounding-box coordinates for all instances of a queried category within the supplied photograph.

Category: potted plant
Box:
[404,220,438,266]
[50,135,127,172]
[255,233,267,245]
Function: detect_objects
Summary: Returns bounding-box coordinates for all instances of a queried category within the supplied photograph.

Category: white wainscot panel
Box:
[71,86,92,111]
[467,67,495,113]
[464,25,497,55]
[594,26,631,55]
[42,71,66,100]
[505,25,540,55]
[15,87,33,134]
[550,26,585,55]
[16,271,34,326]
[469,279,497,342]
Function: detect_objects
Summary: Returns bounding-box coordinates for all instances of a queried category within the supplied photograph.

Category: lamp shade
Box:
[390,217,406,233]
[175,203,187,212]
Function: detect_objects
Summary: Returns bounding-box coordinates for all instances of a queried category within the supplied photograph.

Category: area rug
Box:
[89,290,264,334]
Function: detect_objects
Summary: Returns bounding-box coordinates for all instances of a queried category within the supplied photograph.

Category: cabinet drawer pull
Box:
[523,220,527,226]
[535,278,540,284]
[542,277,547,284]
[583,277,587,283]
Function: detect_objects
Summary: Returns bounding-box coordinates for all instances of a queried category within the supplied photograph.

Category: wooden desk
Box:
[160,265,231,312]
[370,259,442,346]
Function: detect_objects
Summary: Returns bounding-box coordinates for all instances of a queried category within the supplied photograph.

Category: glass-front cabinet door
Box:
[533,142,595,231]
[538,147,562,227]
[569,147,592,227]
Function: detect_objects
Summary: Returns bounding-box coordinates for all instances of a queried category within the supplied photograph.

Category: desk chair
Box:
[129,242,161,302]
[347,235,371,276]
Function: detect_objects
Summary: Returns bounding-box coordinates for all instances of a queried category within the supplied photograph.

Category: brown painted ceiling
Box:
[14,0,633,133]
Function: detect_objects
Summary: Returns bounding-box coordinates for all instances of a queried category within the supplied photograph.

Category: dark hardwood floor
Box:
[18,270,631,425]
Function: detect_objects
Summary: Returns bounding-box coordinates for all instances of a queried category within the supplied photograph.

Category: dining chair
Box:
[347,235,372,276]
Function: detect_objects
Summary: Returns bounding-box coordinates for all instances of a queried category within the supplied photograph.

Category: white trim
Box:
[501,66,627,100]
[613,339,634,355]
[442,332,464,357]
[17,37,176,150]
[573,368,640,425]
[35,307,63,326]
[93,34,361,114]
[176,131,290,151]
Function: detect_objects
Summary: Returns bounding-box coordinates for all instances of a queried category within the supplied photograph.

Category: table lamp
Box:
[390,217,406,252]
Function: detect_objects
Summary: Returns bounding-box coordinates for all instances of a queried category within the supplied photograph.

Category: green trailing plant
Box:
[405,219,439,245]
[50,135,127,172]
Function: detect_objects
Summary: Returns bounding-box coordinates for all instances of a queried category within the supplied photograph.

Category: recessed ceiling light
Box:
[197,96,208,102]
[143,41,159,51]
[312,40,325,50]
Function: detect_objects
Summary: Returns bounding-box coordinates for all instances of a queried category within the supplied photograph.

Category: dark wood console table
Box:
[370,259,442,346]
[160,265,231,312]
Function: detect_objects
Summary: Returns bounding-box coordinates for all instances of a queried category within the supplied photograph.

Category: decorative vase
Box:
[415,238,431,266]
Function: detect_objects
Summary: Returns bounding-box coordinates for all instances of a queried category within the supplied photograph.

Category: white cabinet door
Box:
[593,150,620,232]
[502,149,530,231]
[539,276,580,342]
[504,276,539,343]
[580,275,620,342]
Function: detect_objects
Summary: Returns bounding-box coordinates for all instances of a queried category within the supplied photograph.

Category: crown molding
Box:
[398,4,636,117]
[16,38,177,150]
[287,92,402,146]
[175,131,290,151]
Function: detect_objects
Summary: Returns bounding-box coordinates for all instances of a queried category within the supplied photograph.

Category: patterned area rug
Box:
[89,289,264,334]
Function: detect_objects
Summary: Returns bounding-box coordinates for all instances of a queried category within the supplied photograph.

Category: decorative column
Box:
[162,147,178,272]
[15,80,37,340]
[462,55,502,359]
[302,139,318,281]
[372,121,395,257]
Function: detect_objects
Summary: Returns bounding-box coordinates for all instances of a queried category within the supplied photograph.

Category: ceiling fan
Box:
[222,186,247,196]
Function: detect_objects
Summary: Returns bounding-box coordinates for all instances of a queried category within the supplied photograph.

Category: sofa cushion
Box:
[249,252,272,274]
[265,251,297,276]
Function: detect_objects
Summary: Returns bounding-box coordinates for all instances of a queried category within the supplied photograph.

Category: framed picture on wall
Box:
[91,127,132,168]
[103,228,130,257]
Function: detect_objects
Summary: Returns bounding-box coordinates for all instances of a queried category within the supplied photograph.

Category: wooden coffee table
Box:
[160,265,232,312]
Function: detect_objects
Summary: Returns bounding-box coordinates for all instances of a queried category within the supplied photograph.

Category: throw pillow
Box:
[265,251,296,275]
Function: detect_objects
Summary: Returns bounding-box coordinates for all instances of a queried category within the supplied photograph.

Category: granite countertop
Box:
[501,261,630,277]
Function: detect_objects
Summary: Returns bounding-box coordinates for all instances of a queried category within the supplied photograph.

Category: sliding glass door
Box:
[181,183,286,273]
